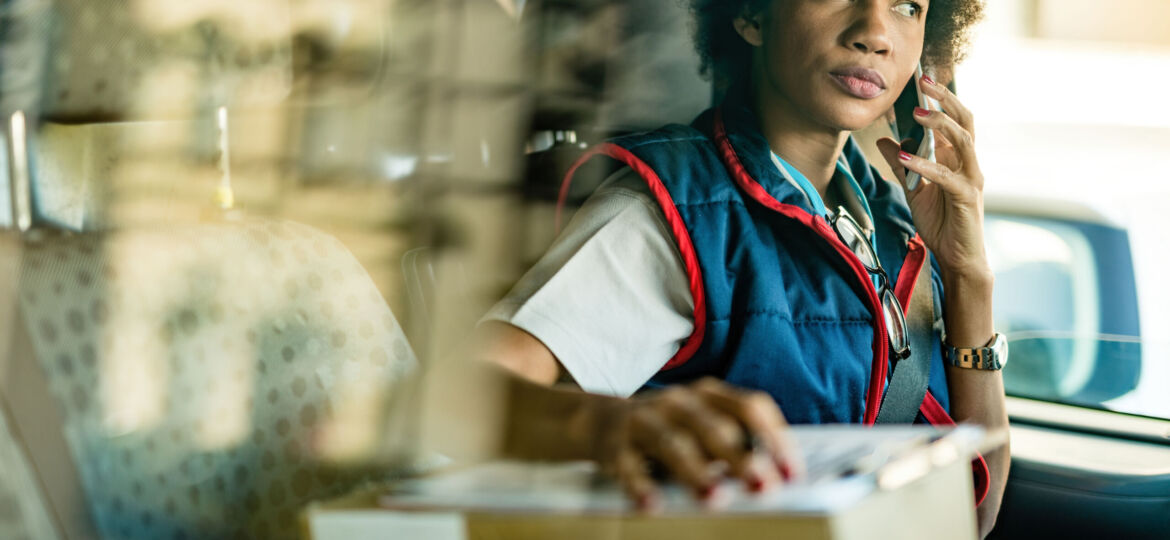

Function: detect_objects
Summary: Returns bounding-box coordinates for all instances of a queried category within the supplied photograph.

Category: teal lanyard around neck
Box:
[769,150,880,277]
[833,157,876,228]
[768,151,875,226]
[770,151,829,218]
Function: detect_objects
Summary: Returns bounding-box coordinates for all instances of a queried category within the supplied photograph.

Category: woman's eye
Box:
[893,2,922,17]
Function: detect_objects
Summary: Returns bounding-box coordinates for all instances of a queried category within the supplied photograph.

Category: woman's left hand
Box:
[876,75,990,278]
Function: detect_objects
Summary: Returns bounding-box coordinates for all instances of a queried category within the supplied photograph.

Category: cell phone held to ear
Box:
[893,63,941,191]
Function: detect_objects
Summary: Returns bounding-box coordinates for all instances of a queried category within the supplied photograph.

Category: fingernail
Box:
[913,107,930,117]
[898,151,912,162]
[922,75,935,86]
[779,462,793,482]
[748,475,766,493]
[636,493,654,510]
[699,484,718,500]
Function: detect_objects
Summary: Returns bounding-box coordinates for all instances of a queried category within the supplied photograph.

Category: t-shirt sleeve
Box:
[481,167,695,397]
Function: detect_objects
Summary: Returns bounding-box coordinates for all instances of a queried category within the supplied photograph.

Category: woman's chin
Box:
[819,105,888,133]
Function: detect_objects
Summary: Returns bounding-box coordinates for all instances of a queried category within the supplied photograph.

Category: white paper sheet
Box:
[378,424,985,516]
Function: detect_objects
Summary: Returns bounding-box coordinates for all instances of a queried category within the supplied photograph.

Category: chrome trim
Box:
[7,110,32,232]
[1007,396,1170,445]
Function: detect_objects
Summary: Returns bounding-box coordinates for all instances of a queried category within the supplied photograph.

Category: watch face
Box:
[996,333,1009,369]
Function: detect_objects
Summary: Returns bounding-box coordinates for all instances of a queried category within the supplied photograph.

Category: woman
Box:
[482,0,1008,535]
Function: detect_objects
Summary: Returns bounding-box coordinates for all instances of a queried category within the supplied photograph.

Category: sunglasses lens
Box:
[835,209,909,358]
[835,215,878,269]
[882,288,909,354]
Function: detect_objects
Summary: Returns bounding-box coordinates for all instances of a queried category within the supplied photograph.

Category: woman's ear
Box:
[733,13,765,47]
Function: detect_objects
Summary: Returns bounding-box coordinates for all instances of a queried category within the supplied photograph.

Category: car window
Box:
[986,214,1145,409]
[961,0,1170,421]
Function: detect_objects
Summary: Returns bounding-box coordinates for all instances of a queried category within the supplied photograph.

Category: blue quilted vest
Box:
[561,97,953,426]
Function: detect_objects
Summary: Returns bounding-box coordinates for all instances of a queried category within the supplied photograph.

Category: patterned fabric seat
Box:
[4,220,416,539]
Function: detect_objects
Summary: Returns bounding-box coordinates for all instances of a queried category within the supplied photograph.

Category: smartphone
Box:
[895,63,940,191]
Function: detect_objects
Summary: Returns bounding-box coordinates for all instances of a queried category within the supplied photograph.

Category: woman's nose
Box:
[844,4,894,55]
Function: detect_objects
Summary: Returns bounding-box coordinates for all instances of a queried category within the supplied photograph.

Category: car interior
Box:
[1,0,1169,538]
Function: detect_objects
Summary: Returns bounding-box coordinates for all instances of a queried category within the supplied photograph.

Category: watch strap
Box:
[944,333,1006,370]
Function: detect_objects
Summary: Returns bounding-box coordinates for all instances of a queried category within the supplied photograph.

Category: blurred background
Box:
[0,0,1168,538]
[956,0,1170,418]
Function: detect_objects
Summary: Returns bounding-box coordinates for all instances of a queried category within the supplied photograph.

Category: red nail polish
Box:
[699,484,717,500]
[913,107,930,117]
[779,463,793,481]
[898,151,912,162]
[748,475,766,493]
[636,494,654,509]
[922,75,935,86]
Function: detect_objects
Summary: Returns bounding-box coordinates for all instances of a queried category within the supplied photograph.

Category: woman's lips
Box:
[829,68,887,99]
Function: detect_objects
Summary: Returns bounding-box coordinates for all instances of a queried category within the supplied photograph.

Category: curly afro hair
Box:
[689,0,985,86]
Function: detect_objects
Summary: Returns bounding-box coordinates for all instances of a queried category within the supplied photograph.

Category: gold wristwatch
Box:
[943,332,1009,371]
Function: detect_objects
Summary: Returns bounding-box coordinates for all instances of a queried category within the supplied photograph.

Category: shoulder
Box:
[572,167,664,229]
[607,107,717,153]
[609,123,710,151]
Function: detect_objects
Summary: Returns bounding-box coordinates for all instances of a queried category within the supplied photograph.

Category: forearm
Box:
[502,374,619,462]
[941,266,1005,426]
[477,322,603,461]
[941,266,1010,536]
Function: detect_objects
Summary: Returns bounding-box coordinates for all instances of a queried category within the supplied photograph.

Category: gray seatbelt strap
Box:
[875,249,935,424]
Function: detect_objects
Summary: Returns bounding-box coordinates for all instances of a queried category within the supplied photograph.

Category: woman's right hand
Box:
[592,377,804,510]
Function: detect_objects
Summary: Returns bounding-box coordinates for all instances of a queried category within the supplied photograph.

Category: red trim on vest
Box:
[920,392,992,506]
[556,144,708,371]
[711,109,889,426]
[895,235,928,308]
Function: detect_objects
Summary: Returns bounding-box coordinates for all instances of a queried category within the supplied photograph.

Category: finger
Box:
[629,408,716,496]
[615,447,661,512]
[911,107,978,170]
[877,137,931,194]
[660,390,761,488]
[919,76,974,135]
[692,379,804,481]
[896,149,977,198]
[876,137,908,183]
[737,392,804,481]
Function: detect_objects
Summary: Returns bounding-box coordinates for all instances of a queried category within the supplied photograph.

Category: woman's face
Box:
[742,0,928,132]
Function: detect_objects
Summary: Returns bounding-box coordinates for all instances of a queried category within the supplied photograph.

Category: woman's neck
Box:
[752,81,850,202]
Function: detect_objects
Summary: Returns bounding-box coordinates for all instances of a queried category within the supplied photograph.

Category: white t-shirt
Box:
[481,168,693,397]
